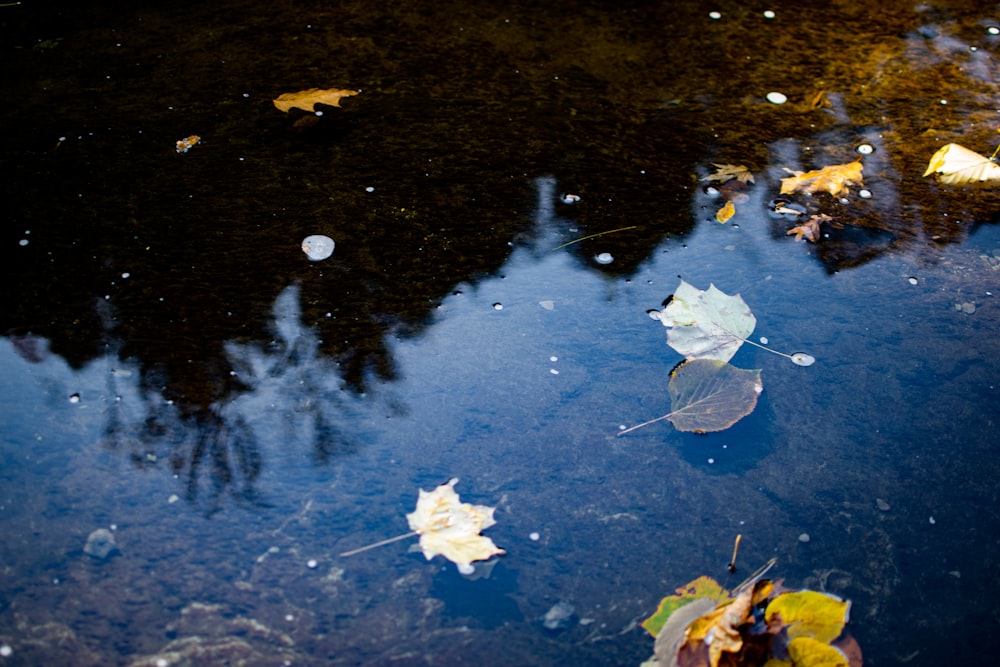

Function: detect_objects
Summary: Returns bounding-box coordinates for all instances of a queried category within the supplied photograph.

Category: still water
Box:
[2,0,1000,665]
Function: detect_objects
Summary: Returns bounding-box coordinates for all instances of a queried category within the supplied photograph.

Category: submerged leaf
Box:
[273,87,359,113]
[703,163,755,184]
[405,478,505,572]
[651,280,756,363]
[780,160,863,198]
[922,143,1000,185]
[667,359,763,433]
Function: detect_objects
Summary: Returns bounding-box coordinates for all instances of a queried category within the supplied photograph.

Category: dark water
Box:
[3,0,1000,665]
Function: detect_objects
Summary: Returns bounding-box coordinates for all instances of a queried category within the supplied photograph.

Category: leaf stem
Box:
[550,226,637,251]
[339,531,418,557]
[737,335,795,359]
[616,412,674,436]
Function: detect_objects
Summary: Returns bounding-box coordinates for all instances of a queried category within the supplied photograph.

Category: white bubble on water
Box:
[301,235,335,261]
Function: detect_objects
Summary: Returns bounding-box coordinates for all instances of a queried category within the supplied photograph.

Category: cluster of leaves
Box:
[702,164,754,224]
[620,281,811,436]
[703,160,865,243]
[640,572,861,667]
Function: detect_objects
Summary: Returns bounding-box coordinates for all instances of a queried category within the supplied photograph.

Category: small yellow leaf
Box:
[780,160,863,198]
[716,201,736,223]
[923,143,1000,185]
[273,87,359,113]
[405,479,505,571]
[175,135,200,153]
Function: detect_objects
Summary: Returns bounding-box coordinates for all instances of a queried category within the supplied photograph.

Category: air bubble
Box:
[595,252,614,264]
[763,10,775,18]
[766,91,787,105]
[709,11,722,19]
[908,277,919,285]
[493,303,503,310]
[858,189,872,198]
[856,143,874,155]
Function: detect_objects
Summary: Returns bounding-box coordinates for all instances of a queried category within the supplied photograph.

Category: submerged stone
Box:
[84,528,118,560]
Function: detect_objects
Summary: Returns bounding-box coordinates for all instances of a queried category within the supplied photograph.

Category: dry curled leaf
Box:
[703,163,755,184]
[273,87,359,113]
[780,160,864,198]
[923,143,1000,185]
[786,214,832,243]
[406,478,505,573]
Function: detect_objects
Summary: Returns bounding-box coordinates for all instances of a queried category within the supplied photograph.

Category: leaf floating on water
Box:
[780,160,864,197]
[405,478,505,573]
[340,478,504,574]
[641,576,729,637]
[175,135,200,153]
[715,201,736,223]
[702,163,755,184]
[922,143,1000,185]
[642,566,863,667]
[667,359,762,433]
[765,590,851,645]
[651,280,756,363]
[273,87,359,113]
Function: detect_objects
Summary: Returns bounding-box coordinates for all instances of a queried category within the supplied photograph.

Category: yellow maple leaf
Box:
[406,478,505,573]
[273,87,359,113]
[715,201,736,223]
[923,143,1000,185]
[702,163,755,184]
[780,160,863,198]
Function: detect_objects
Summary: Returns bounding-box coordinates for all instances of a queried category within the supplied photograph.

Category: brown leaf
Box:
[702,163,755,184]
[780,160,864,197]
[786,214,832,243]
[273,88,359,113]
